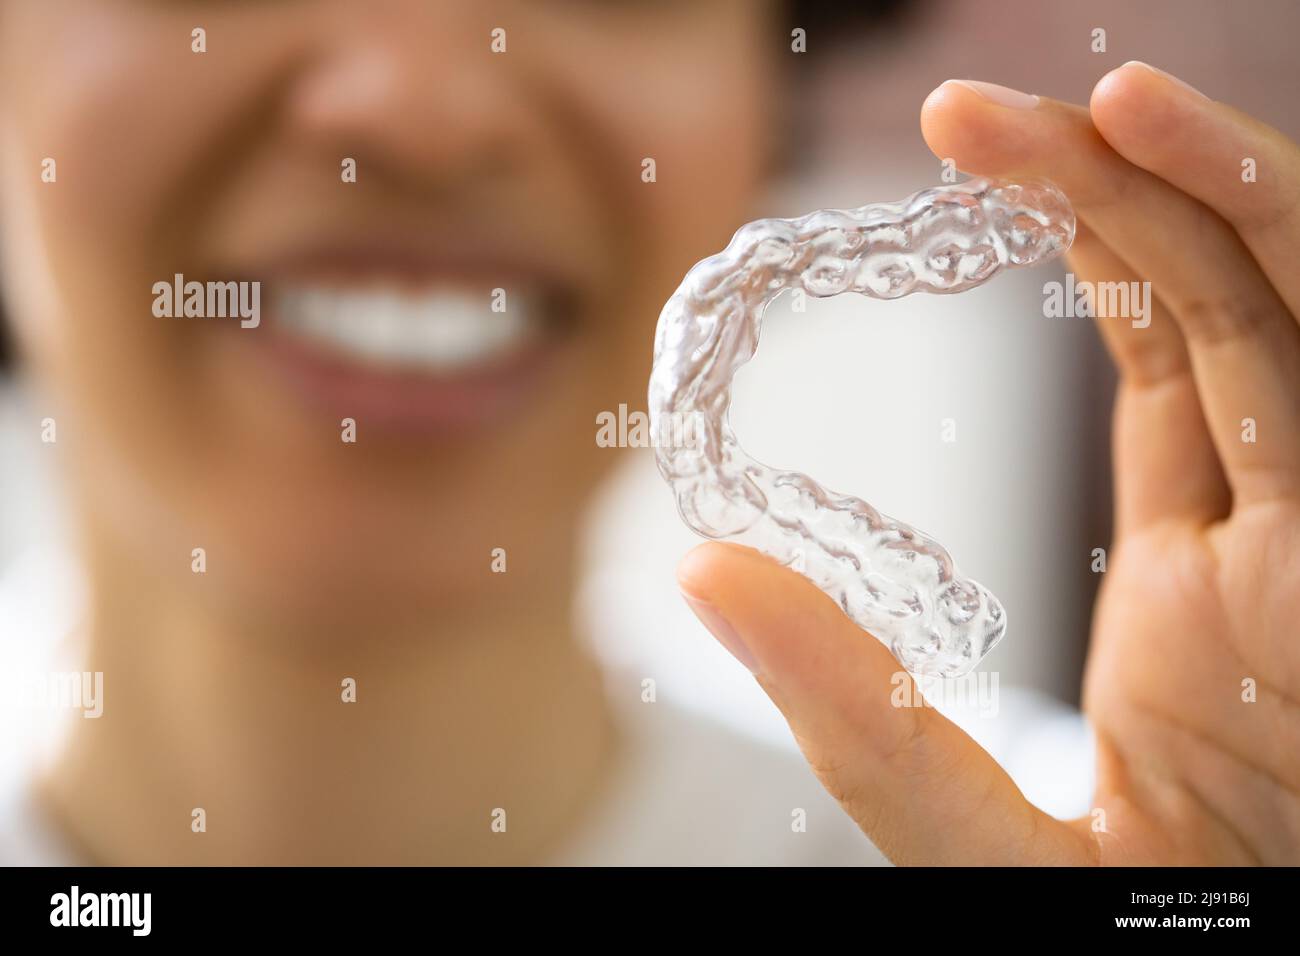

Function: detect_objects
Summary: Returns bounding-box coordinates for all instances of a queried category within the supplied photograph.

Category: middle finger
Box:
[921,81,1300,506]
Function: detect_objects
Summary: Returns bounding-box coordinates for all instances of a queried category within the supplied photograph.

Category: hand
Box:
[677,63,1300,865]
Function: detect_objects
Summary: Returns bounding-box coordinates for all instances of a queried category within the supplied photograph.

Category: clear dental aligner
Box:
[648,177,1075,678]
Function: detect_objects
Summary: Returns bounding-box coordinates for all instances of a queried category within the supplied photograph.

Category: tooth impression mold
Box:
[649,177,1075,678]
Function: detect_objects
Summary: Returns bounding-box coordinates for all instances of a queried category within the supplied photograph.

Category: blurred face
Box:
[0,1,773,629]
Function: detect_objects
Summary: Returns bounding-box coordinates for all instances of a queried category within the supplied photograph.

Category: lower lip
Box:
[241,322,562,436]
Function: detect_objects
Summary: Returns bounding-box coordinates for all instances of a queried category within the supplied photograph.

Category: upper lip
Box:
[219,230,589,294]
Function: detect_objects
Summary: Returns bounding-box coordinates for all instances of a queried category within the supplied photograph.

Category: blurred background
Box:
[1,0,1298,829]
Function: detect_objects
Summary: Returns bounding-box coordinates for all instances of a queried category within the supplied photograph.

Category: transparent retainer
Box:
[648,178,1075,678]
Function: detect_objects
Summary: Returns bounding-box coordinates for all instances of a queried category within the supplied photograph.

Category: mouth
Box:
[274,283,548,370]
[228,249,580,435]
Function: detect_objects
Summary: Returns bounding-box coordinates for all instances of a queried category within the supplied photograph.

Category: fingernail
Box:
[1123,61,1210,101]
[681,593,760,675]
[947,79,1040,110]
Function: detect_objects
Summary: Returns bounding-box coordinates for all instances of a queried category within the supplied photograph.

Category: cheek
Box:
[0,2,309,383]
[569,43,771,268]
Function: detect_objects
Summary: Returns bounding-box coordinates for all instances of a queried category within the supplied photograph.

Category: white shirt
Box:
[0,544,888,866]
[0,709,890,867]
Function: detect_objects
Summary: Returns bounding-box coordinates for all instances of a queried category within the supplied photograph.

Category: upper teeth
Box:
[273,284,540,370]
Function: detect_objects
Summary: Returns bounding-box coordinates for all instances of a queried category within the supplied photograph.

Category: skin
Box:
[681,64,1300,864]
[0,0,772,864]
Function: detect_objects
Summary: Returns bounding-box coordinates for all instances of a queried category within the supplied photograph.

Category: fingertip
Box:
[918,79,975,161]
[1089,62,1151,128]
[920,80,1041,175]
[1090,62,1211,147]
[1116,61,1210,101]
[677,541,841,654]
[1089,63,1131,111]
[920,78,963,120]
[676,540,740,599]
[677,542,829,683]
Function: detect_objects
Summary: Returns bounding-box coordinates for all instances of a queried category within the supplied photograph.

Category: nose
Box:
[281,0,527,190]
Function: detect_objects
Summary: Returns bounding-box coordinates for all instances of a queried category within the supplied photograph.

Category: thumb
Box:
[677,541,1097,866]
